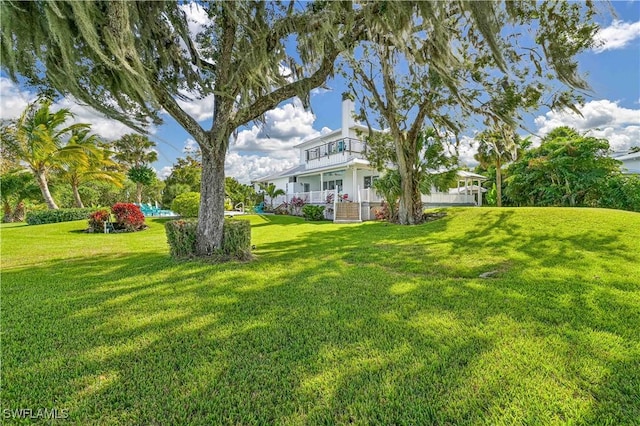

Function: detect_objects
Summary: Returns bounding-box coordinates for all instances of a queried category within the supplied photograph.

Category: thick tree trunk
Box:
[34,168,59,209]
[72,182,85,208]
[196,140,227,256]
[396,146,422,225]
[136,182,143,204]
[496,158,502,207]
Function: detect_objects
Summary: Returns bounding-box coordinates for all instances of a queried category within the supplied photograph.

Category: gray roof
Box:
[253,164,305,182]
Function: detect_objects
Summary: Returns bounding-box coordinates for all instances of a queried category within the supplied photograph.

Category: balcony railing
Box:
[305,137,366,162]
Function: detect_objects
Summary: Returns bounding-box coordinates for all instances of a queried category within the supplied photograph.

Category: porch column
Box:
[352,167,358,200]
[320,172,324,197]
[477,179,482,206]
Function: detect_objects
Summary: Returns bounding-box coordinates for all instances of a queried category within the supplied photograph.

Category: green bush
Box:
[171,192,200,217]
[302,204,325,221]
[26,208,95,225]
[222,219,252,260]
[165,219,198,258]
[165,218,252,261]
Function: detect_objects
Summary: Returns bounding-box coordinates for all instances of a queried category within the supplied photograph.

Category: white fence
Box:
[267,189,477,207]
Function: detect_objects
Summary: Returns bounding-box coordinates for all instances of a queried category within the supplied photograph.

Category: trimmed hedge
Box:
[165,218,251,261]
[165,219,198,258]
[26,208,95,225]
[222,219,252,260]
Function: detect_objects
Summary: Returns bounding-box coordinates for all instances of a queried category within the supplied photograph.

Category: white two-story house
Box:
[255,96,486,222]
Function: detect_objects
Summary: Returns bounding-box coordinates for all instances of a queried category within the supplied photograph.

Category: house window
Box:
[303,183,310,192]
[322,179,343,191]
[289,176,297,183]
[364,175,378,189]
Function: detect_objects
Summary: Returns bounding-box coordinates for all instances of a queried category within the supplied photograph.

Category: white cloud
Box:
[533,99,640,151]
[458,135,480,167]
[0,77,33,119]
[183,138,200,154]
[175,93,214,122]
[232,99,319,154]
[55,97,136,140]
[593,20,640,53]
[225,152,299,184]
[0,77,139,141]
[158,166,173,179]
[225,99,321,183]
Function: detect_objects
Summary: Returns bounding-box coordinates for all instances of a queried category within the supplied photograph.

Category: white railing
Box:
[234,202,244,213]
[358,188,384,203]
[266,190,477,208]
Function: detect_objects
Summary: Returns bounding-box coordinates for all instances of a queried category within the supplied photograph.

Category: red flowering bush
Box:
[88,209,110,232]
[111,203,146,231]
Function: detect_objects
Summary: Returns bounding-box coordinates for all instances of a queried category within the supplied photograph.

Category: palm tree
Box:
[259,183,285,210]
[112,133,159,204]
[1,98,89,209]
[474,126,524,207]
[57,129,125,208]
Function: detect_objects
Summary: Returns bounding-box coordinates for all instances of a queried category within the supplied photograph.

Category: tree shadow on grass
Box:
[2,211,639,424]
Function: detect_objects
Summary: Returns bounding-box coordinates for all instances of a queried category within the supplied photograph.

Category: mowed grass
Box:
[1,208,639,425]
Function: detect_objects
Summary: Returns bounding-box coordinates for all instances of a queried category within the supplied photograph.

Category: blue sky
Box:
[1,1,638,183]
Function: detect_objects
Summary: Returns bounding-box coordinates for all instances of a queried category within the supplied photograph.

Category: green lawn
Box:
[2,208,639,425]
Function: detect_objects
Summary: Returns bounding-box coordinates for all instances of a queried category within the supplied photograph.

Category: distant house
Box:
[613,150,640,175]
[255,97,485,222]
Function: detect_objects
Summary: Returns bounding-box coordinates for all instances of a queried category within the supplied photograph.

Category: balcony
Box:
[304,138,366,169]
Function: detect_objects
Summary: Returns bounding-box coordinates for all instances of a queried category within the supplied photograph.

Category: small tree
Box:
[474,126,528,207]
[127,165,157,204]
[1,98,89,209]
[0,169,40,222]
[57,129,124,208]
[259,183,285,210]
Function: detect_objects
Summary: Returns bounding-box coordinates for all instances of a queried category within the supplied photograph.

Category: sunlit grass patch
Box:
[2,208,639,424]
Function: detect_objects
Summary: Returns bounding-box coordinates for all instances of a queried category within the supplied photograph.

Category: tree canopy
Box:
[346,1,599,223]
[505,127,621,207]
[1,0,375,255]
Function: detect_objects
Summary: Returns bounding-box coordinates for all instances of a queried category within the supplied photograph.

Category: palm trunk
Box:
[34,168,59,209]
[12,201,26,222]
[496,158,502,207]
[196,138,227,256]
[72,181,84,208]
[136,182,143,204]
[3,200,13,223]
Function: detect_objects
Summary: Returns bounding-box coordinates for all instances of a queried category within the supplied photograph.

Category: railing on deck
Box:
[267,190,477,208]
[305,138,366,161]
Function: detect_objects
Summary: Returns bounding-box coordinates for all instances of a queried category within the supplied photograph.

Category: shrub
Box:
[224,199,233,211]
[111,203,146,231]
[302,204,325,221]
[372,201,398,222]
[165,219,198,258]
[289,196,306,215]
[172,192,200,217]
[222,219,252,260]
[165,218,252,261]
[88,209,110,232]
[26,208,95,225]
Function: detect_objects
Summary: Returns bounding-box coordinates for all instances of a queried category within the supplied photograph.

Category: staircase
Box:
[334,202,361,223]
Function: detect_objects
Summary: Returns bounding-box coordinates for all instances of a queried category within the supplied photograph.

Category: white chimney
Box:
[341,93,354,139]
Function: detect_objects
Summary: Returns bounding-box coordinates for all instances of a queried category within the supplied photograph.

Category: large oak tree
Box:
[1,1,373,255]
[347,1,600,224]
